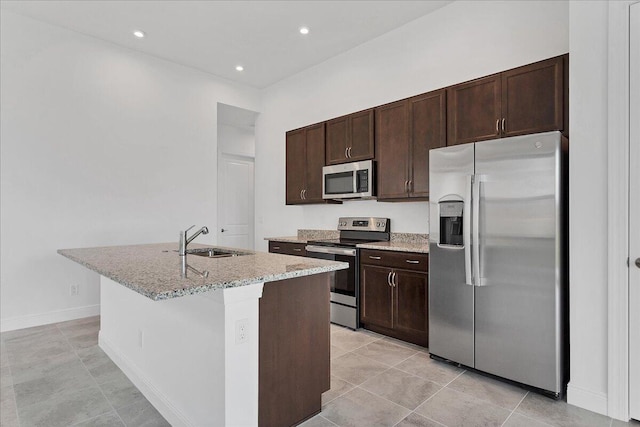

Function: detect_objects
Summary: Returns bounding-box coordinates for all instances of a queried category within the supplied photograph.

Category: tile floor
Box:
[1,318,638,427]
[0,316,169,427]
[301,324,639,427]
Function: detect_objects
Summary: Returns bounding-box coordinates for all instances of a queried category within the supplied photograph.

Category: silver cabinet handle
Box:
[387,271,392,287]
[406,260,420,264]
[635,258,640,268]
[344,147,349,159]
[272,246,280,250]
[496,118,500,134]
[300,189,303,200]
[348,147,352,158]
[293,248,302,252]
[408,180,412,192]
[369,256,381,260]
[501,118,506,133]
[392,272,397,287]
[404,180,409,192]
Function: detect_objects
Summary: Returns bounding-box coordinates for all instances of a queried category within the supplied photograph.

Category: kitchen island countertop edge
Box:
[58,242,348,301]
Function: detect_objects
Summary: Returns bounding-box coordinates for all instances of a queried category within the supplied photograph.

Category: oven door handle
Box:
[305,245,356,257]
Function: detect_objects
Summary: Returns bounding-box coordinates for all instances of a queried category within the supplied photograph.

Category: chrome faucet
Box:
[179,225,209,256]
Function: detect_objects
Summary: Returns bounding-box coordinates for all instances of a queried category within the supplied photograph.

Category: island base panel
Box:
[99,276,264,427]
[259,272,331,427]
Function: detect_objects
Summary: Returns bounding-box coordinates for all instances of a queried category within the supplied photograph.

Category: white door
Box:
[630,1,640,421]
[217,154,254,250]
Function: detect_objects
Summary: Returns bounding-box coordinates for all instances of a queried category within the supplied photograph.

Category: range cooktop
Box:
[307,217,390,248]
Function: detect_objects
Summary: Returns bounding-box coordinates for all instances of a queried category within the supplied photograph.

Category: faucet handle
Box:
[184,225,196,233]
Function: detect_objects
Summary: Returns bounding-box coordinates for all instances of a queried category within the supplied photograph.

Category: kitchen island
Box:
[58,243,348,427]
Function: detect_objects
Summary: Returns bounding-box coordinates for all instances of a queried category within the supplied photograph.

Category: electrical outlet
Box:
[138,330,144,348]
[70,284,79,296]
[235,318,249,344]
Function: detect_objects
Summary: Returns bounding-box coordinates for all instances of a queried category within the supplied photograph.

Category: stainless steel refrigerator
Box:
[428,131,568,396]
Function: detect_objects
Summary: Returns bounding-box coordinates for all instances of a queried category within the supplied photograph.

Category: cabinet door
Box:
[325,116,349,165]
[348,109,375,162]
[501,56,564,137]
[409,90,446,198]
[360,265,394,329]
[393,269,428,346]
[447,74,501,146]
[376,100,410,200]
[304,123,326,202]
[285,129,306,204]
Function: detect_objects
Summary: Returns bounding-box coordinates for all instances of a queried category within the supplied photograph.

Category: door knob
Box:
[221,229,226,233]
[636,258,640,268]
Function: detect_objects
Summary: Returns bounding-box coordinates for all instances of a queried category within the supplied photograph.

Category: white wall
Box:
[218,124,255,158]
[0,11,261,331]
[567,0,610,415]
[254,0,569,250]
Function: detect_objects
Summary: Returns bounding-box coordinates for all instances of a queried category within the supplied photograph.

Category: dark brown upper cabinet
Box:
[376,89,446,200]
[325,109,374,165]
[285,122,326,205]
[447,55,566,146]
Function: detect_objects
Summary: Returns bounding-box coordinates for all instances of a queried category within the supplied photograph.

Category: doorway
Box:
[629,1,640,421]
[217,103,258,250]
[217,154,255,249]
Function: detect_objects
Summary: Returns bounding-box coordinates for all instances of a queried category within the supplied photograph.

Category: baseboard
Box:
[99,333,193,427]
[567,382,608,416]
[0,304,100,332]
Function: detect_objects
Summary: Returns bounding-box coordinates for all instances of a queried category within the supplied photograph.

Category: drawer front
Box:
[360,249,428,272]
[268,241,307,256]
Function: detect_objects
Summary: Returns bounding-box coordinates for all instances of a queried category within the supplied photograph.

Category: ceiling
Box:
[0,0,453,89]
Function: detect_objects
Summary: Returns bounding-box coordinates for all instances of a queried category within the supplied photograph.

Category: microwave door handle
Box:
[353,170,358,195]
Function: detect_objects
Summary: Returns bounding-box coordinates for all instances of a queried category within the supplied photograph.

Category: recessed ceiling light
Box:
[133,30,145,38]
[235,65,244,72]
[299,27,310,35]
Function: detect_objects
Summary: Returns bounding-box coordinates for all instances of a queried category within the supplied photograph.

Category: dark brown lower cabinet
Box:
[360,265,394,329]
[259,273,330,426]
[360,250,428,347]
[268,241,307,256]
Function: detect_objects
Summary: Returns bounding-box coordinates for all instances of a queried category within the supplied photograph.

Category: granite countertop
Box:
[265,231,429,253]
[356,241,429,253]
[58,243,348,301]
[264,236,307,243]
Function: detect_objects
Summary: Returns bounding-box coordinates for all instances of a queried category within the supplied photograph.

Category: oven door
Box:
[304,245,356,306]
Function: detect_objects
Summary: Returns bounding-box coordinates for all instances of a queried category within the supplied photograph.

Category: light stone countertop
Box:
[264,236,307,243]
[356,241,429,253]
[58,243,348,301]
[265,231,429,253]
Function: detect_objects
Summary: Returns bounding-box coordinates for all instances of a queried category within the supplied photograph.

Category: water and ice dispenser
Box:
[439,201,464,246]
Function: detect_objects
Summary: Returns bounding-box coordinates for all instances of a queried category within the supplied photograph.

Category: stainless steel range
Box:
[305,217,390,329]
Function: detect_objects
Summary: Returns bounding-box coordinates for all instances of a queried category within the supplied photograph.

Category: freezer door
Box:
[474,132,564,393]
[429,143,475,367]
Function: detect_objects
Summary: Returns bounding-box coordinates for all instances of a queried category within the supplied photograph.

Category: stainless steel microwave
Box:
[322,160,375,200]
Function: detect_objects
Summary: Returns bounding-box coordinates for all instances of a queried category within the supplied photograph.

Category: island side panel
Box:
[99,276,264,427]
[258,272,331,427]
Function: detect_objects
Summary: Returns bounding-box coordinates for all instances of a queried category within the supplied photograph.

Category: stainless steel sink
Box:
[186,248,250,258]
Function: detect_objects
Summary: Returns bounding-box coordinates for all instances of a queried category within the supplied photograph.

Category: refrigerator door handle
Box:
[473,175,483,287]
[464,175,473,286]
